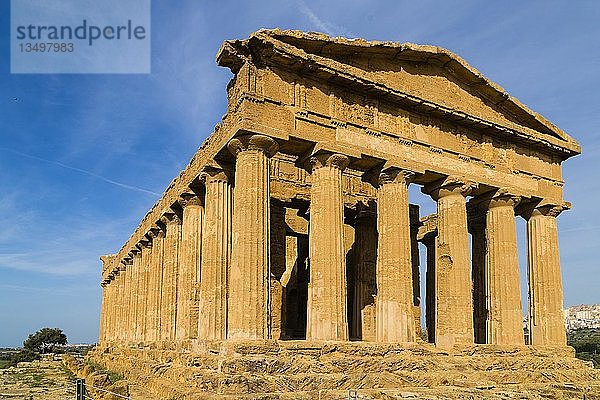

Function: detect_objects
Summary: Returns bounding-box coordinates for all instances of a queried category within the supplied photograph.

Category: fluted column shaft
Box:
[99,283,108,343]
[176,197,204,341]
[137,243,152,342]
[485,194,524,345]
[128,251,142,342]
[227,135,278,339]
[307,153,349,341]
[120,264,130,342]
[108,275,117,342]
[110,274,118,342]
[199,168,231,340]
[424,178,476,347]
[147,230,164,342]
[101,281,110,342]
[527,205,567,346]
[108,279,116,342]
[160,214,182,341]
[375,168,416,343]
[116,267,126,342]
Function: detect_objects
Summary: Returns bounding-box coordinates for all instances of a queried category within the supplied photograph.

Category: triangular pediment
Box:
[218,29,580,159]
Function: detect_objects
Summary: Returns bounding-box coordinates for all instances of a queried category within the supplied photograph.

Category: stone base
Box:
[88,340,600,399]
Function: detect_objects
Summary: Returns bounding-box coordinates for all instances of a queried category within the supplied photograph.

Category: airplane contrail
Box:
[1,147,161,196]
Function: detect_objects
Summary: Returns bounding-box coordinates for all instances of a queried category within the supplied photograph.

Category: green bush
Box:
[568,328,600,368]
[9,349,40,366]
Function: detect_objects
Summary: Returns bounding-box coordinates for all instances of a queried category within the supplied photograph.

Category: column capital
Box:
[130,249,142,258]
[417,213,438,243]
[422,176,478,200]
[309,152,349,172]
[227,134,279,158]
[100,254,116,269]
[160,212,182,226]
[179,193,202,208]
[140,239,153,249]
[147,227,164,240]
[200,163,231,184]
[522,201,571,219]
[378,167,416,187]
[471,188,521,210]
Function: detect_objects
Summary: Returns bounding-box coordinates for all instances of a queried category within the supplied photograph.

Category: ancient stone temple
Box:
[93,30,599,399]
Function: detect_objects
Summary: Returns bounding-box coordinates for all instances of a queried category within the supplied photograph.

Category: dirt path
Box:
[0,357,75,400]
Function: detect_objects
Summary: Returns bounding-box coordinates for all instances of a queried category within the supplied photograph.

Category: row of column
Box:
[100,133,567,348]
[100,135,274,343]
[420,181,567,347]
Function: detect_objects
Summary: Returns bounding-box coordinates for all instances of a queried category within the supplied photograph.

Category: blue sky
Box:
[0,1,599,347]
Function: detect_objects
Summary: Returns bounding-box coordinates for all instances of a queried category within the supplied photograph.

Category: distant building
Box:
[564,304,600,331]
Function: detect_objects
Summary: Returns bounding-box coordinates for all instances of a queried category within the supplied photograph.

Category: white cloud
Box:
[297,0,355,38]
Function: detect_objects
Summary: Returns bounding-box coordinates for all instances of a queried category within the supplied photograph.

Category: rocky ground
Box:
[0,356,75,400]
[0,355,158,400]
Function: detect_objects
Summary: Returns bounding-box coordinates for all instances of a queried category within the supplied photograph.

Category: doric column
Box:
[468,206,487,344]
[526,203,568,346]
[116,263,127,342]
[481,191,524,345]
[306,153,349,341]
[128,249,142,342]
[227,134,279,339]
[99,255,115,344]
[146,229,164,342]
[137,241,152,342]
[99,282,108,343]
[107,271,116,342]
[423,177,477,348]
[351,204,377,340]
[199,166,231,340]
[102,278,110,342]
[111,273,119,342]
[375,168,416,343]
[119,259,131,342]
[160,213,182,341]
[176,195,204,341]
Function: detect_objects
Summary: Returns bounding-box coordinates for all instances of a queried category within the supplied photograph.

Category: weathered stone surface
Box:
[423,178,476,348]
[227,134,278,339]
[87,342,600,399]
[526,204,569,346]
[199,167,231,340]
[484,191,524,345]
[177,195,203,341]
[160,213,181,341]
[95,29,588,398]
[307,153,349,341]
[375,168,415,343]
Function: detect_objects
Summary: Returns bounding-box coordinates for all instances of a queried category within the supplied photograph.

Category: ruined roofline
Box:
[217,29,581,159]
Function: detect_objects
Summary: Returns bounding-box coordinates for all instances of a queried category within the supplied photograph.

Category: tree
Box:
[23,328,67,354]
